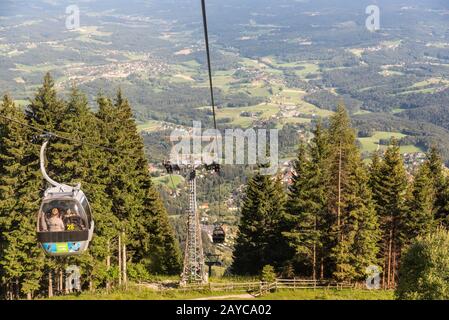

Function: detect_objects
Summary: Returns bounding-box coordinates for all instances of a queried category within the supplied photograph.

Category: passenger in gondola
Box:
[40,212,48,231]
[47,208,65,232]
[63,209,86,231]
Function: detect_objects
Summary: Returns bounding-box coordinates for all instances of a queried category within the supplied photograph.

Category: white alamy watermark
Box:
[66,5,80,30]
[366,5,380,32]
[170,121,279,175]
[65,265,81,292]
[365,265,381,289]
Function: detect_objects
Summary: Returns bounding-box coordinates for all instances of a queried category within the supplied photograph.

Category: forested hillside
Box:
[233,105,449,288]
[0,74,181,299]
[1,75,449,299]
[1,0,449,301]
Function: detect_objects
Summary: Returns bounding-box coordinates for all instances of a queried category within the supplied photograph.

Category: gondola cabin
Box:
[37,140,94,256]
[212,225,225,244]
[37,185,94,256]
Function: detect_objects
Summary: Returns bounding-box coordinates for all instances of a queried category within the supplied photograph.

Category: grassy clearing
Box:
[399,87,441,95]
[353,109,371,115]
[46,286,394,300]
[398,145,424,153]
[391,107,405,114]
[396,77,449,95]
[137,120,163,132]
[280,118,312,126]
[47,287,247,300]
[297,101,333,117]
[192,70,237,92]
[379,70,404,77]
[263,57,320,78]
[294,63,320,78]
[240,57,267,69]
[14,63,59,73]
[245,85,272,97]
[358,131,405,153]
[358,131,423,154]
[153,175,185,189]
[14,99,29,108]
[75,26,112,37]
[260,289,394,300]
[348,48,365,57]
[182,60,201,68]
[239,57,283,76]
[217,103,280,127]
[209,276,260,283]
[172,74,195,82]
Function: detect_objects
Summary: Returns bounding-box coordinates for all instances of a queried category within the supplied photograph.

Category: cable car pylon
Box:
[181,162,207,285]
[164,156,210,285]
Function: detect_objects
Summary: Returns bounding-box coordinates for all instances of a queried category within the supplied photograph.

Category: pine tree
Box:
[424,146,449,226]
[327,103,358,248]
[24,76,87,293]
[369,151,382,192]
[326,103,380,281]
[232,170,289,275]
[96,90,181,276]
[26,72,66,132]
[332,157,380,281]
[0,75,184,297]
[0,95,45,299]
[137,184,182,274]
[56,88,118,288]
[403,164,436,242]
[284,122,329,279]
[371,138,408,289]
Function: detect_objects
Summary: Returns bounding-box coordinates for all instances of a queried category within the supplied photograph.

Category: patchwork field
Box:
[216,103,280,127]
[358,131,423,154]
[153,174,185,189]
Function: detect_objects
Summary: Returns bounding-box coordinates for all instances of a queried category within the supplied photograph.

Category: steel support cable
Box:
[201,0,224,224]
[0,114,131,155]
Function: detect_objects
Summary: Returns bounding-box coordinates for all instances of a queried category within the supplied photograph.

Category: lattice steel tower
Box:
[180,167,208,285]
[163,154,220,285]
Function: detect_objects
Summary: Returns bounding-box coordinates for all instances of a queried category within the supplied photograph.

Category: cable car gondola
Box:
[36,140,94,256]
[212,225,225,244]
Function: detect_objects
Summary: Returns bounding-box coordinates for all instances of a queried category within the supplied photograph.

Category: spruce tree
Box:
[232,170,289,275]
[424,146,449,226]
[0,95,45,299]
[369,151,382,192]
[0,75,184,297]
[26,72,66,132]
[284,123,329,279]
[24,75,84,293]
[58,88,118,288]
[403,164,436,242]
[332,157,380,281]
[371,138,408,288]
[327,103,358,249]
[327,103,380,281]
[96,90,181,276]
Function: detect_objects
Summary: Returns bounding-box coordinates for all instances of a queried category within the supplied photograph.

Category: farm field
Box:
[216,103,280,127]
[358,131,423,154]
[137,120,164,132]
[153,174,185,189]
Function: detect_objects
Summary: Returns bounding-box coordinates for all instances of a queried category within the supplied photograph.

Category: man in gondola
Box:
[63,209,86,231]
[47,208,65,232]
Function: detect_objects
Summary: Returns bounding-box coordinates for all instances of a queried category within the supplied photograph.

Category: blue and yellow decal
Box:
[43,242,82,254]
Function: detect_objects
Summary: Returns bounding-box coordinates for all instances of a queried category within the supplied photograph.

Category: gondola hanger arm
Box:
[40,139,63,189]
